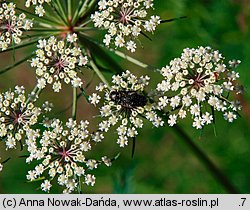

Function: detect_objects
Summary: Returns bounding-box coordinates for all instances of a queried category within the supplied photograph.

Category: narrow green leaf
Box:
[79,87,90,102]
[71,0,84,25]
[28,28,65,32]
[78,34,123,74]
[16,7,60,25]
[53,0,69,26]
[160,16,187,23]
[1,157,11,164]
[0,53,34,75]
[67,0,72,20]
[1,35,52,54]
[26,177,46,183]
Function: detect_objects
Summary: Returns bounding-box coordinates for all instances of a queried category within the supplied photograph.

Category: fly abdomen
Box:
[109,91,147,109]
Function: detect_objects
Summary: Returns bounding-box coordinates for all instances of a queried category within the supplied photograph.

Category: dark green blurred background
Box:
[0,0,250,193]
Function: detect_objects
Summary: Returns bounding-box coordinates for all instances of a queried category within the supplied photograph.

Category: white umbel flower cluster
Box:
[26,118,111,193]
[89,70,164,147]
[30,34,88,92]
[25,0,51,17]
[0,2,33,51]
[0,86,41,149]
[91,0,160,52]
[157,46,242,129]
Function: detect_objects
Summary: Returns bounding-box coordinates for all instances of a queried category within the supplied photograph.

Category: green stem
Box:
[109,47,156,71]
[28,28,65,32]
[0,54,34,75]
[78,0,91,17]
[25,85,43,106]
[51,0,69,26]
[1,157,11,164]
[16,7,60,25]
[71,0,84,26]
[72,87,77,120]
[67,0,72,20]
[87,38,157,71]
[73,27,97,32]
[77,19,92,28]
[89,59,111,89]
[173,125,239,193]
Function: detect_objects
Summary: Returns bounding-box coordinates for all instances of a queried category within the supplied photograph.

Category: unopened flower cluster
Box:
[0,2,33,51]
[0,86,41,149]
[156,46,242,129]
[90,70,163,147]
[25,0,51,17]
[91,0,161,52]
[30,34,88,92]
[26,118,111,193]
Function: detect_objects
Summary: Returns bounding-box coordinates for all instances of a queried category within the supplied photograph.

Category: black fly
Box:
[109,91,147,109]
[109,91,147,158]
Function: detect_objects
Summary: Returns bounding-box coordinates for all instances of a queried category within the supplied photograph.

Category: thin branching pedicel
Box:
[91,0,160,52]
[0,2,33,51]
[0,86,42,149]
[30,34,88,92]
[90,70,163,147]
[26,118,111,193]
[157,46,242,129]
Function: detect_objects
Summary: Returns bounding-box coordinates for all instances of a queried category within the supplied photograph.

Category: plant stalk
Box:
[67,0,72,20]
[173,125,239,194]
[89,59,111,89]
[72,87,78,120]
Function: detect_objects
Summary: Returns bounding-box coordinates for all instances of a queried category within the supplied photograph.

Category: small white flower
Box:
[86,160,98,170]
[126,41,137,52]
[42,101,53,113]
[224,112,237,122]
[72,78,83,88]
[79,56,88,66]
[101,156,112,167]
[117,136,129,147]
[85,174,96,186]
[193,117,204,129]
[168,114,177,126]
[41,180,52,192]
[26,170,37,181]
[67,33,78,43]
[89,93,101,106]
[35,5,45,16]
